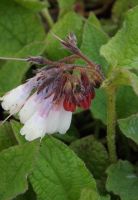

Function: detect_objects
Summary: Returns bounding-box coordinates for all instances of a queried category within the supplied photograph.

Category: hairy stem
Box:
[106,85,117,163]
[41,8,54,28]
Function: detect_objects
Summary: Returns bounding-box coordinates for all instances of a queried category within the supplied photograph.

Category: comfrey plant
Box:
[0,33,104,141]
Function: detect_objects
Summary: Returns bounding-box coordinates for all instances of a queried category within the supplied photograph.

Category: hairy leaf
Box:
[30,136,98,200]
[101,6,138,68]
[106,160,138,200]
[70,135,109,179]
[0,142,38,200]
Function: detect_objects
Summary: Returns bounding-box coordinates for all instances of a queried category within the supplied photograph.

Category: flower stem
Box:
[41,8,54,28]
[106,85,117,163]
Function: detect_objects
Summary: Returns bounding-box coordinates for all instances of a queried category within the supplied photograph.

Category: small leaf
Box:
[80,15,109,73]
[11,120,26,145]
[14,0,48,11]
[30,136,99,200]
[70,135,109,179]
[0,122,17,151]
[101,6,138,68]
[106,160,138,200]
[45,12,83,60]
[0,141,39,200]
[58,0,76,17]
[118,113,138,144]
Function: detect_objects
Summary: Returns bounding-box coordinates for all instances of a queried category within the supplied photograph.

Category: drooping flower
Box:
[0,33,104,141]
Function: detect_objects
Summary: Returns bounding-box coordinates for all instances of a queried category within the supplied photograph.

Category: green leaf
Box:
[11,120,26,145]
[100,195,110,200]
[112,0,138,22]
[79,188,110,200]
[101,6,138,68]
[106,160,138,200]
[58,0,76,17]
[86,13,102,30]
[70,135,109,179]
[118,113,138,144]
[30,136,98,200]
[0,122,17,151]
[116,86,138,119]
[0,0,45,56]
[14,0,48,11]
[80,16,109,73]
[0,141,38,200]
[45,12,83,60]
[92,89,107,124]
[0,42,45,94]
[79,16,108,123]
[79,188,100,200]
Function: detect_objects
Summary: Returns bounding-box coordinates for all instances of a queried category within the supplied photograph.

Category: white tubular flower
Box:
[19,92,43,124]
[20,96,72,141]
[1,83,34,115]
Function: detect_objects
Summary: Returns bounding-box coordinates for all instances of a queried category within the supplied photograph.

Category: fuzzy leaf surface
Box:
[30,136,98,200]
[101,6,138,68]
[106,160,138,200]
[0,142,38,200]
[70,135,109,179]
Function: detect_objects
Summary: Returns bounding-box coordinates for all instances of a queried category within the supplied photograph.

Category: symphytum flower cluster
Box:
[0,33,104,141]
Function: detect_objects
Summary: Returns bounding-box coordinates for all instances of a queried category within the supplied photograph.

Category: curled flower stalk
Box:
[0,33,104,141]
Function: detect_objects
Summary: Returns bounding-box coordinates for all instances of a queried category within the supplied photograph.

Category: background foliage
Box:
[0,0,138,200]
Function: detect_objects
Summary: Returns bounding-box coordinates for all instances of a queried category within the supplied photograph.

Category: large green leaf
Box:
[0,0,45,56]
[70,135,109,179]
[0,122,17,151]
[45,12,83,60]
[106,160,138,200]
[118,113,138,144]
[0,141,38,200]
[101,6,138,68]
[0,42,45,94]
[30,136,99,200]
[58,0,76,17]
